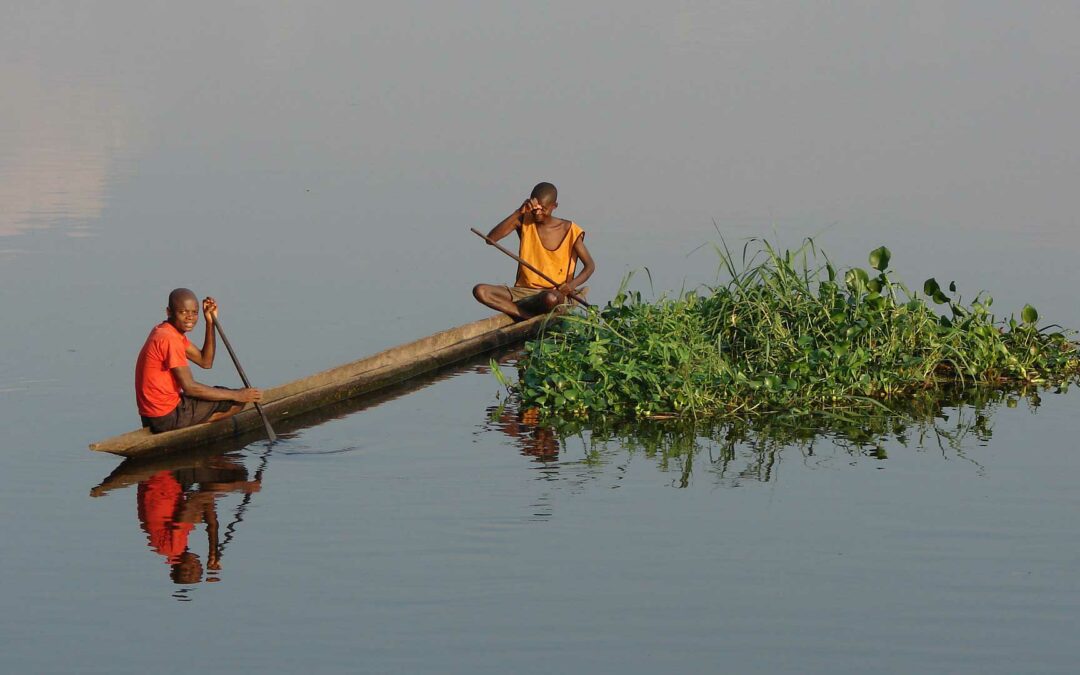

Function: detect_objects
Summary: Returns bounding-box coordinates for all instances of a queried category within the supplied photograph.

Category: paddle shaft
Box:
[212,316,277,443]
[218,443,271,557]
[470,228,592,308]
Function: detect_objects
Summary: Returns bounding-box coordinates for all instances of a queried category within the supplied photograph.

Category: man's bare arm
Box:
[564,237,596,291]
[171,366,261,403]
[186,297,218,369]
[485,199,539,242]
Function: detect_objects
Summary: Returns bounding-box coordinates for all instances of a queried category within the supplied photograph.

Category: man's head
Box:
[166,288,199,334]
[529,182,558,223]
[170,550,204,584]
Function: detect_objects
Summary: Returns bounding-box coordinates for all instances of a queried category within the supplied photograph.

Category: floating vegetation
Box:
[505,240,1079,423]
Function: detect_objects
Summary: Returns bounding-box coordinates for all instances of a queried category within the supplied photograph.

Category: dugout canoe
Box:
[89,309,571,459]
[89,353,490,496]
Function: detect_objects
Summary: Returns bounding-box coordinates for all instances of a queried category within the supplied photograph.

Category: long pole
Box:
[470,228,592,308]
[212,316,277,443]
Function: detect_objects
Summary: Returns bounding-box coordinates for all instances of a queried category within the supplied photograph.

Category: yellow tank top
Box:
[515,221,584,288]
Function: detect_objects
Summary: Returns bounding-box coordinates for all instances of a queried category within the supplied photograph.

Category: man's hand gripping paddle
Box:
[212,315,276,443]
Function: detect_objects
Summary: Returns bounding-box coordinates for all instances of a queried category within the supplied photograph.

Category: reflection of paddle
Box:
[471,227,592,308]
[212,316,276,443]
[217,444,270,559]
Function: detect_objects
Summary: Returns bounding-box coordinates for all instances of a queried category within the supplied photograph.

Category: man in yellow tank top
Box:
[473,182,596,320]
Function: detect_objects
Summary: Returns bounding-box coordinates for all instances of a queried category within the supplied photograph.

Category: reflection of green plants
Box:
[528,385,1049,486]
[513,240,1079,423]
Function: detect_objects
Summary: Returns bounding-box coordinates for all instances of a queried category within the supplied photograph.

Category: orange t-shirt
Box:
[137,471,194,564]
[135,322,190,417]
[515,221,584,289]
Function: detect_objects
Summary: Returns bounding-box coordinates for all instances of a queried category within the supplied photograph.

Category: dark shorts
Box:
[141,393,237,434]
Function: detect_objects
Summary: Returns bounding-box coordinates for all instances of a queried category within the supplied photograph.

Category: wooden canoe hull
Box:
[90,351,495,496]
[89,311,563,458]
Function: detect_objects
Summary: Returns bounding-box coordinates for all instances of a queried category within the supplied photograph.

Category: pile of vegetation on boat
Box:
[504,240,1080,421]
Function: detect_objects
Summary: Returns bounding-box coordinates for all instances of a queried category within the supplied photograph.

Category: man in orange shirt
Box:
[135,288,262,433]
[473,182,596,320]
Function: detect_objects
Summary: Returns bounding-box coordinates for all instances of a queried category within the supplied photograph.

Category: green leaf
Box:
[845,268,870,292]
[869,246,891,271]
[932,290,949,304]
[490,358,509,387]
[923,278,940,296]
[949,281,957,293]
[1022,304,1039,324]
[866,278,883,293]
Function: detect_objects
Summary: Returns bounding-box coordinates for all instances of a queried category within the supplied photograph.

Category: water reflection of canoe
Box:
[89,446,250,497]
[89,310,570,459]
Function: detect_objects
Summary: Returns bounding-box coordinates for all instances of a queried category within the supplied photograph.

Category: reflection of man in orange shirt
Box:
[136,465,260,584]
[138,471,195,565]
[487,405,560,462]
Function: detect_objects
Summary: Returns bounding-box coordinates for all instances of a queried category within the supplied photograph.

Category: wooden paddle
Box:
[470,227,593,308]
[212,315,277,443]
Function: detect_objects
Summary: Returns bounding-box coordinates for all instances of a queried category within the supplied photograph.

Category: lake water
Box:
[3,2,1079,673]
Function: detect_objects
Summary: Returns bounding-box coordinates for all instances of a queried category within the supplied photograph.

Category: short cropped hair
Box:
[530,182,558,204]
[168,288,197,310]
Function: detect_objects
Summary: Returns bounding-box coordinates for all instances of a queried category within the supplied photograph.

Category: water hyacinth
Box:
[508,240,1080,421]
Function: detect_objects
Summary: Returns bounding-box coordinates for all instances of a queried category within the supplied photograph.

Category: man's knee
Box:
[470,282,498,302]
[541,291,562,310]
[475,284,512,305]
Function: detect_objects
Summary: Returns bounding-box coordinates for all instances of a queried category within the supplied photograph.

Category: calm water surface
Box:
[3,3,1079,673]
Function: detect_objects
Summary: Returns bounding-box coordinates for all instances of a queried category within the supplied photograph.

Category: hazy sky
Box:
[5,1,1077,230]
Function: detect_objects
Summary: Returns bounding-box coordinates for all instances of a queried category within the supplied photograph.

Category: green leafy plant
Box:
[507,239,1079,423]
